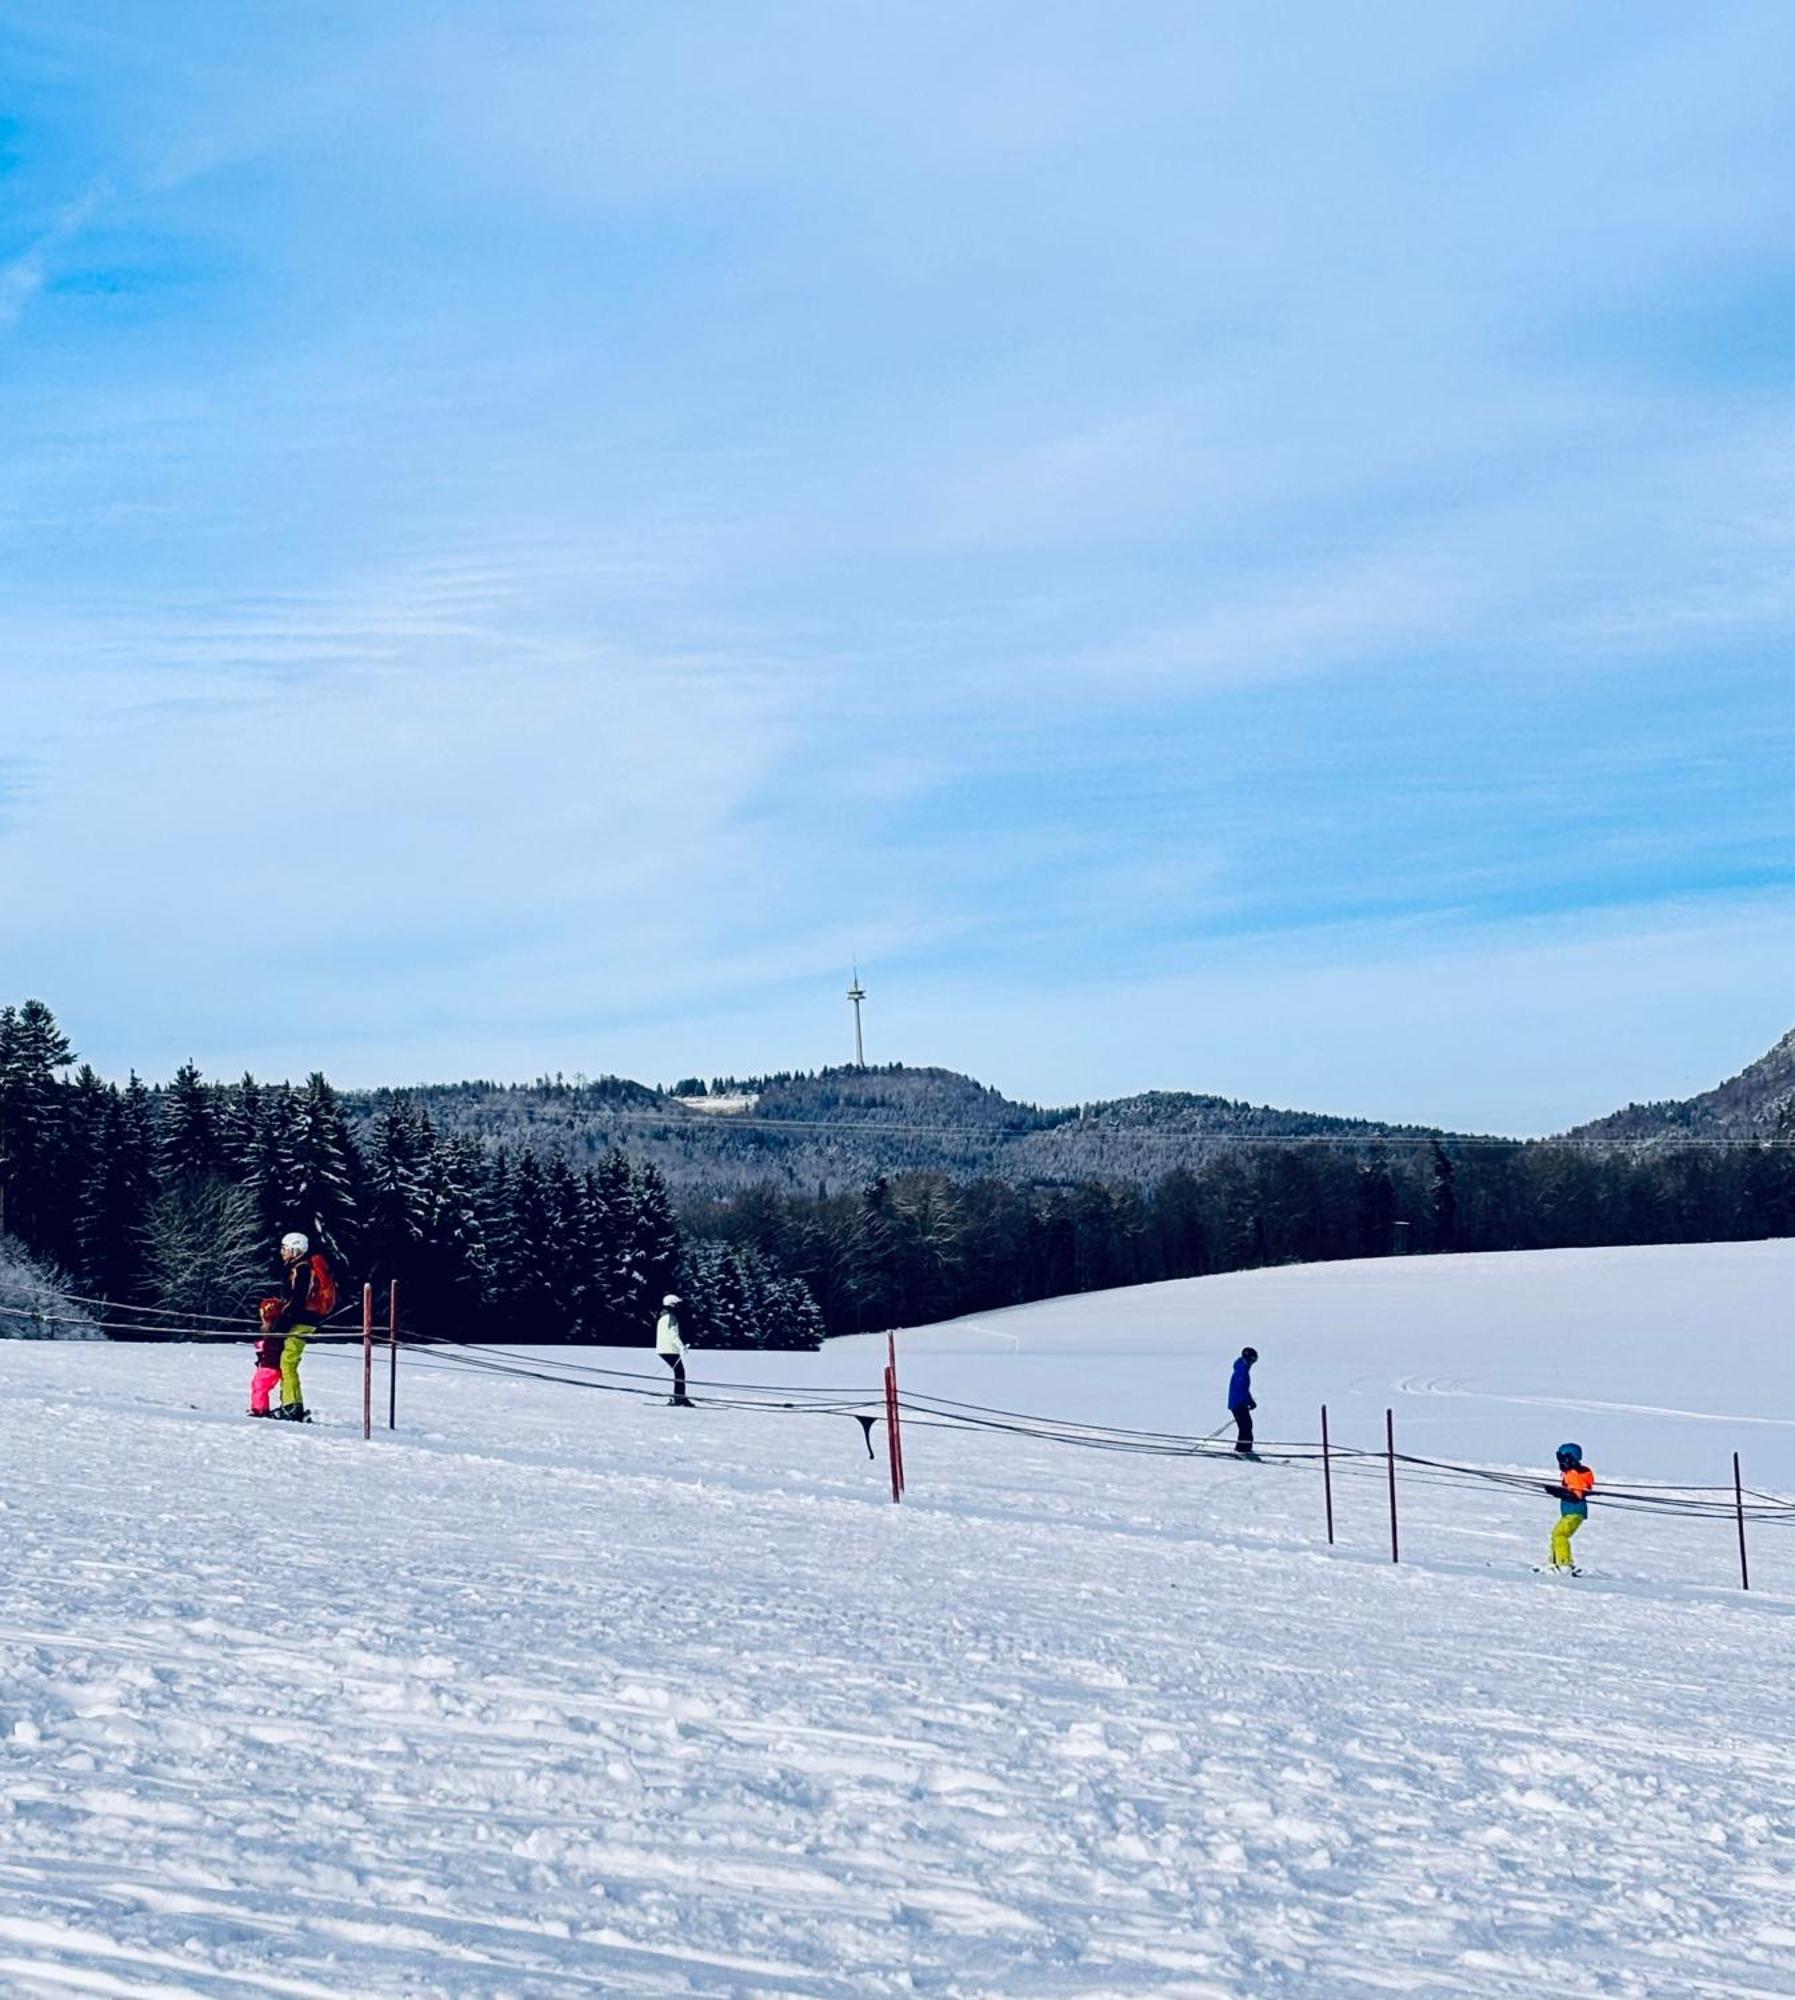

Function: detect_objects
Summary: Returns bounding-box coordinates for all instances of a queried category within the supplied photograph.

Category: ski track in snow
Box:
[2,1243,1795,1997]
[1396,1377,1795,1432]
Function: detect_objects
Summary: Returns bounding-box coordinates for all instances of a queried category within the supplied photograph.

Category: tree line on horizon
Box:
[687,1132,1795,1334]
[5,998,1794,1348]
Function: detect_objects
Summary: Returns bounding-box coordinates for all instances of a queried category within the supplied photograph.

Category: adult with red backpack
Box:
[270,1230,337,1422]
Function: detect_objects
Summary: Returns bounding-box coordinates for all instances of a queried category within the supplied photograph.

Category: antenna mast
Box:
[847,966,867,1069]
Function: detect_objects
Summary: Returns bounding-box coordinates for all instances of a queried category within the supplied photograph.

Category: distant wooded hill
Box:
[350,1063,1465,1198]
[1564,1027,1795,1150]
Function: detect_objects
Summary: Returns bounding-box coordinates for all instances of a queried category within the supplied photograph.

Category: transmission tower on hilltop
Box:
[847,966,867,1069]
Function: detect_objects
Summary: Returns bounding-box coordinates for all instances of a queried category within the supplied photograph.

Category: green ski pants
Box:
[280,1326,315,1407]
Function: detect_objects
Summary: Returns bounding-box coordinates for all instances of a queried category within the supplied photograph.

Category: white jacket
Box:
[655,1310,685,1357]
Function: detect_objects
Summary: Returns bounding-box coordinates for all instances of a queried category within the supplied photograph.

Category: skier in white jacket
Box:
[656,1294,693,1407]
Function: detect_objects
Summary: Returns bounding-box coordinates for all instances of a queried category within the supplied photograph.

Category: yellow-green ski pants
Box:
[280,1327,314,1407]
[1550,1513,1585,1569]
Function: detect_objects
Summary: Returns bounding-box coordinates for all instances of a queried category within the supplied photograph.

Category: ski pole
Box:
[1322,1403,1335,1546]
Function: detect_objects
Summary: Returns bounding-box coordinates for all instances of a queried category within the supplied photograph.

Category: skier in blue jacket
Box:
[1228,1347,1258,1454]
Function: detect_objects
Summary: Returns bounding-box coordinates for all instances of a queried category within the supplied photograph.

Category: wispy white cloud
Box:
[0,183,109,327]
[2,3,1794,1114]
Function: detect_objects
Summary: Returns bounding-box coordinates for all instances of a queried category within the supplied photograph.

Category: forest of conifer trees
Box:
[4,997,1793,1350]
[0,1001,825,1349]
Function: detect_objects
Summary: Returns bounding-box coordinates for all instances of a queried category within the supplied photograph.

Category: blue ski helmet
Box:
[1555,1441,1583,1464]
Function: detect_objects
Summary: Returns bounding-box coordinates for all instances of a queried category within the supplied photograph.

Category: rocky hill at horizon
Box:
[1563,1026,1795,1151]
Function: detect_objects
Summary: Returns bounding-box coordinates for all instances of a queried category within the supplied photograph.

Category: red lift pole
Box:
[884,1333,906,1503]
[387,1279,399,1431]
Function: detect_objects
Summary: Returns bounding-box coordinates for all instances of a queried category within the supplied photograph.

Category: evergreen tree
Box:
[544,1157,590,1331]
[69,1077,158,1305]
[160,1061,221,1185]
[591,1152,638,1331]
[291,1072,359,1264]
[218,1074,264,1179]
[1430,1142,1458,1251]
[364,1094,431,1290]
[1356,1160,1397,1257]
[480,1150,521,1329]
[627,1162,681,1319]
[504,1150,557,1336]
[846,1175,903,1331]
[75,1085,139,1301]
[577,1167,619,1336]
[62,1065,112,1288]
[0,999,76,1251]
[422,1136,489,1334]
[249,1087,303,1242]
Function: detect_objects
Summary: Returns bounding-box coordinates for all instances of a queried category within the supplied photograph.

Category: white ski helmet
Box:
[280,1231,310,1259]
[662,1293,682,1308]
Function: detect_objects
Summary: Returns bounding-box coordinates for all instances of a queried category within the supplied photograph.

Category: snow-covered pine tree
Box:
[74,1079,159,1305]
[218,1075,263,1181]
[248,1086,303,1242]
[577,1166,617,1337]
[292,1072,359,1264]
[543,1157,591,1335]
[364,1094,431,1290]
[627,1162,681,1315]
[424,1135,488,1334]
[591,1151,639,1334]
[503,1150,557,1338]
[766,1274,827,1350]
[479,1150,521,1332]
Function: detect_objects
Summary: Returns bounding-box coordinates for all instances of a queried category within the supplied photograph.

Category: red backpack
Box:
[304,1252,338,1319]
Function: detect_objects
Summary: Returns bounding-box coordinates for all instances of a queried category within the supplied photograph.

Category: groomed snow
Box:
[2,1241,1794,1997]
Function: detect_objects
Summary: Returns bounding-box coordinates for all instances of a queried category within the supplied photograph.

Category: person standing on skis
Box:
[1545,1442,1595,1571]
[1227,1347,1258,1454]
[248,1296,285,1417]
[656,1293,693,1407]
[271,1230,336,1421]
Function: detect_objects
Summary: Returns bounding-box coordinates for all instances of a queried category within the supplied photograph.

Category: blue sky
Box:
[4,2,1794,1133]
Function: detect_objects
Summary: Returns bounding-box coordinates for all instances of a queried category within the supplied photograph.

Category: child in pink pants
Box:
[249,1300,284,1416]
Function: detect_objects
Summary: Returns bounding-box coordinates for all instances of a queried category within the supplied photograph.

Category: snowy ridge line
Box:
[500,1103,1795,1149]
[411,1340,1795,1524]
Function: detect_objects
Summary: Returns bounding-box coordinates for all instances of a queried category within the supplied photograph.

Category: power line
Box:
[8,1302,1791,1523]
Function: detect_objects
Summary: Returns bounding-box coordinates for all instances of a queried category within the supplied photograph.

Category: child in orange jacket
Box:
[1547,1441,1595,1571]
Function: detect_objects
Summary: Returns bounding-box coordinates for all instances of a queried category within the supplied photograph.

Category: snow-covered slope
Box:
[2,1243,1793,1997]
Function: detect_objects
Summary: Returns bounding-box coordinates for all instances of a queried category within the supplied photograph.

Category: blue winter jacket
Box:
[1228,1356,1254,1411]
